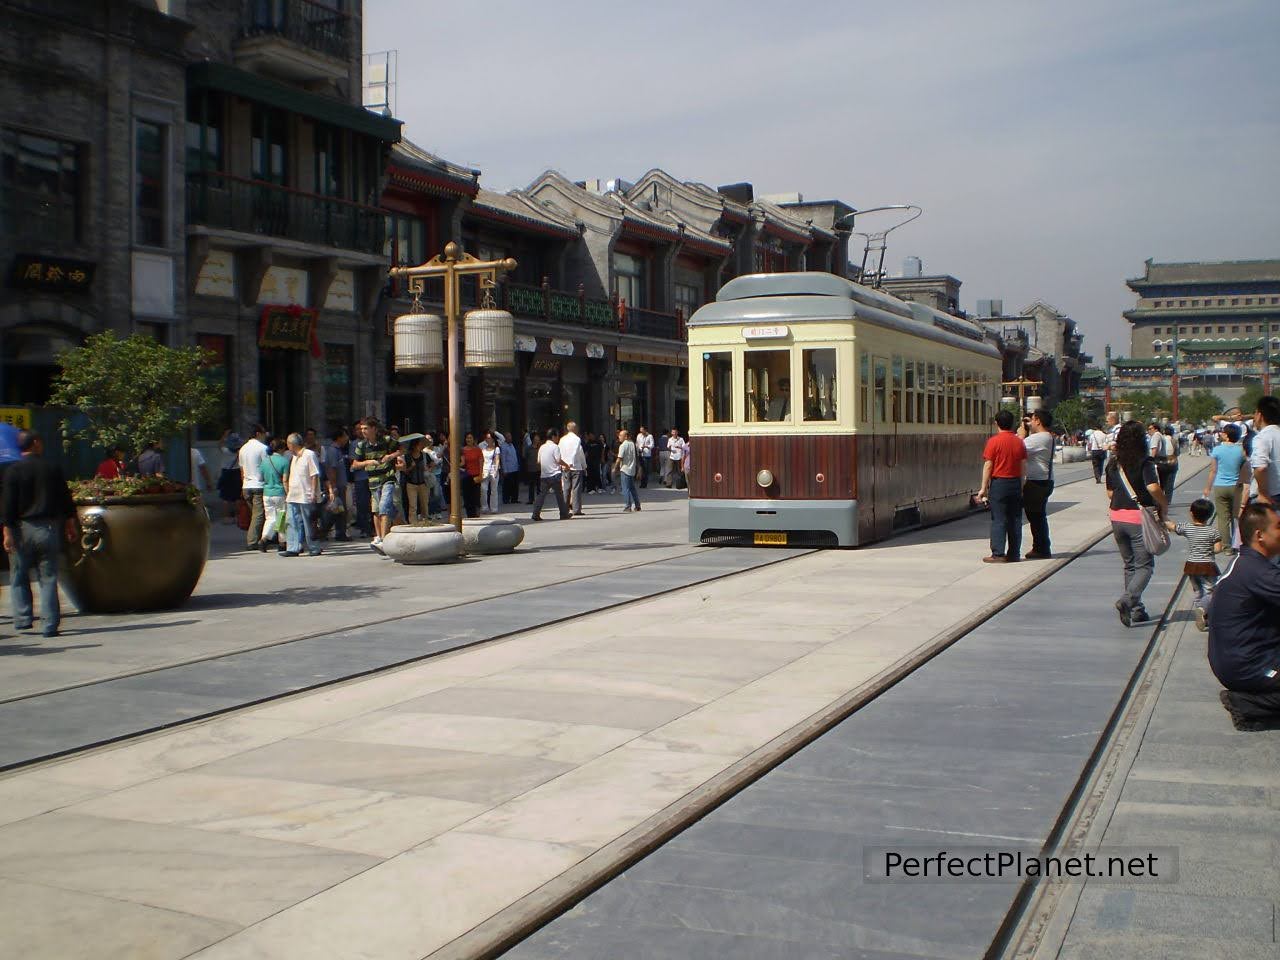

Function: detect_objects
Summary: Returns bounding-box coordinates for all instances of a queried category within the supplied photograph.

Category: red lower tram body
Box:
[688,432,981,547]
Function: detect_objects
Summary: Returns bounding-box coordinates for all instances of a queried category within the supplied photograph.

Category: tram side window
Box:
[904,360,916,424]
[925,362,937,424]
[745,349,792,422]
[702,352,733,423]
[891,356,904,423]
[802,348,837,421]
[874,357,888,423]
[858,351,869,423]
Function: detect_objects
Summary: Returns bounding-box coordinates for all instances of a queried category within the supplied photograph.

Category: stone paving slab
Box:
[0,461,1150,959]
[503,473,1203,960]
[0,489,701,702]
[0,545,808,770]
[1050,589,1280,960]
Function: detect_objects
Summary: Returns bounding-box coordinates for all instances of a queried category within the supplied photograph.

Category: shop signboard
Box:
[259,305,321,355]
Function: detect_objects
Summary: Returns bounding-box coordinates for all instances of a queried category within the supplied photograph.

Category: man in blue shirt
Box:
[1208,502,1280,726]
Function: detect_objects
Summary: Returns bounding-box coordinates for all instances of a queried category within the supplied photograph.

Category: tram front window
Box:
[802,348,837,421]
[702,351,732,423]
[745,349,791,422]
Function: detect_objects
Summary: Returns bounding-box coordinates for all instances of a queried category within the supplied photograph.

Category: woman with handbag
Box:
[1105,419,1170,626]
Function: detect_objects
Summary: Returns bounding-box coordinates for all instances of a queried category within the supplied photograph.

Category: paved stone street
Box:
[3,460,1274,960]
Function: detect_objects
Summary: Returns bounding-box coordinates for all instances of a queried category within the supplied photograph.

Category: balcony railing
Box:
[187,172,385,255]
[501,280,619,332]
[240,0,351,60]
[621,303,684,341]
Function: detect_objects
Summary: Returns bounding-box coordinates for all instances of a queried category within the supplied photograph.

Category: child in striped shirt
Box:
[1165,498,1222,632]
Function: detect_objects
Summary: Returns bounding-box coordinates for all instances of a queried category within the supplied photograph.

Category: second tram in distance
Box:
[687,272,1003,547]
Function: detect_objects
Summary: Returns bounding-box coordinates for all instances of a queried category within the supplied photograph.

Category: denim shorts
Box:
[371,481,398,516]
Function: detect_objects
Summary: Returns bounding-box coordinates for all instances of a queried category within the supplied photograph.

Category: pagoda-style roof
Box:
[1176,338,1264,352]
[1080,368,1106,381]
[1111,357,1173,369]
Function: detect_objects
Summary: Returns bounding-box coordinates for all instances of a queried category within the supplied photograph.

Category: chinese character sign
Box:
[9,255,95,293]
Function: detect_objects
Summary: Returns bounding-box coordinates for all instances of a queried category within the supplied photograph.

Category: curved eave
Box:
[620,217,681,244]
[468,205,579,239]
[761,221,813,245]
[387,165,478,199]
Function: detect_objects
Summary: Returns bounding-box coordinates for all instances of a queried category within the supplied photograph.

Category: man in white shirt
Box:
[557,421,587,516]
[666,428,687,488]
[1085,423,1108,484]
[531,429,570,521]
[635,426,655,488]
[1251,395,1280,507]
[1020,410,1056,559]
[237,423,269,550]
[283,431,322,557]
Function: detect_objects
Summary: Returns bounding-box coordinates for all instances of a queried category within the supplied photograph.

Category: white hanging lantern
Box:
[464,308,515,367]
[394,313,444,372]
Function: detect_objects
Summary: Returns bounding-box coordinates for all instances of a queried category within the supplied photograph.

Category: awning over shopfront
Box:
[188,61,402,142]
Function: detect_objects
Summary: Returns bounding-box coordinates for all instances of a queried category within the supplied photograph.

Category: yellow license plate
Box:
[754,531,788,545]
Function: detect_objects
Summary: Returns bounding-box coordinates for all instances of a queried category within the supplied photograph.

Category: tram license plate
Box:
[754,531,788,545]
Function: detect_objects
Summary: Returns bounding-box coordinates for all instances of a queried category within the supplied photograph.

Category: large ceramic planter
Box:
[462,516,525,555]
[62,492,210,613]
[381,524,463,564]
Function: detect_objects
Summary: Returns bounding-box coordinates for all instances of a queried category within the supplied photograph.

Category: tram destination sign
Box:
[742,325,788,339]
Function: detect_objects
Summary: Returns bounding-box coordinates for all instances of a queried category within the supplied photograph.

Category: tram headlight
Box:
[756,469,774,489]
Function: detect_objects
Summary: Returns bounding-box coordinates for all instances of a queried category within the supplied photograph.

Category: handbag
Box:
[236,497,251,531]
[1115,462,1170,556]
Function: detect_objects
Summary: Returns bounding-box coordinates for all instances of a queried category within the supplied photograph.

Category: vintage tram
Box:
[687,272,1003,546]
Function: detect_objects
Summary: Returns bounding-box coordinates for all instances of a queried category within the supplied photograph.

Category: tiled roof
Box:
[1111,357,1173,369]
[390,139,479,195]
[1176,338,1265,352]
[470,189,580,238]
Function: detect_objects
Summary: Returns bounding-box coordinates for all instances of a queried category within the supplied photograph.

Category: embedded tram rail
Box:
[489,462,1204,960]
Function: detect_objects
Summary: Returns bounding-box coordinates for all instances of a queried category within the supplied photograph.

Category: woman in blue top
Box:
[1203,423,1251,551]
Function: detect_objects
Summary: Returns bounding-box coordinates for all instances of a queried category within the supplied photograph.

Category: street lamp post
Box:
[390,243,517,533]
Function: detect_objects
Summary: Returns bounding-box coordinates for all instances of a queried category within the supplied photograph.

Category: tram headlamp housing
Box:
[756,469,774,489]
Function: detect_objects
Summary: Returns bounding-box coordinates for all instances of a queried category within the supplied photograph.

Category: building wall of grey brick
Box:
[0,0,190,407]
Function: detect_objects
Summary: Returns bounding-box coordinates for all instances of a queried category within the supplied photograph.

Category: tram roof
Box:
[689,272,1000,359]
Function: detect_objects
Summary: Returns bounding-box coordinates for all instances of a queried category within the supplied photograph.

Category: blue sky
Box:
[365,0,1280,359]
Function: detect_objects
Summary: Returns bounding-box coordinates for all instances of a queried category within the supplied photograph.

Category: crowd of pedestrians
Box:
[208,418,691,556]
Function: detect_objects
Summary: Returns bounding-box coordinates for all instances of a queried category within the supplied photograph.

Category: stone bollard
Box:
[380,524,463,564]
[461,516,525,555]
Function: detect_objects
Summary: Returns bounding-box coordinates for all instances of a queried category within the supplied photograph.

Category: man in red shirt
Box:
[977,409,1028,563]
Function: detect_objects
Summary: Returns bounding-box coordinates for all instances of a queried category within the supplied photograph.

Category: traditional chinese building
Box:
[377,166,859,439]
[183,0,401,443]
[973,299,1089,408]
[1123,258,1280,405]
[1,0,191,412]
